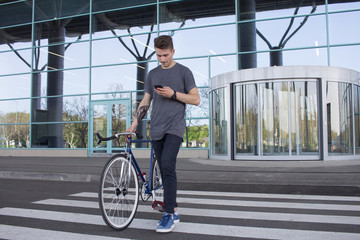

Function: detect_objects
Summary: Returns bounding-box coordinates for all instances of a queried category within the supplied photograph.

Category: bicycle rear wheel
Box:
[99,154,139,230]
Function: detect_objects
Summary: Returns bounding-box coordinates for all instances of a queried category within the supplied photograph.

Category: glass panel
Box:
[261,82,289,155]
[0,49,32,75]
[93,0,156,12]
[328,2,360,11]
[185,87,209,119]
[91,63,153,93]
[0,74,31,99]
[35,40,89,70]
[92,6,157,36]
[92,32,157,66]
[329,11,360,45]
[159,0,235,31]
[0,2,32,27]
[63,96,89,122]
[0,99,30,124]
[63,122,88,148]
[184,119,209,148]
[211,87,227,155]
[111,102,127,149]
[210,55,237,78]
[63,68,89,95]
[0,124,29,148]
[330,45,360,73]
[256,2,325,20]
[354,85,360,154]
[234,83,258,156]
[292,81,319,155]
[177,58,209,87]
[34,0,90,21]
[31,123,87,148]
[93,104,107,150]
[171,24,236,58]
[258,47,328,68]
[0,26,32,52]
[327,82,353,155]
[256,15,327,52]
[32,96,88,122]
[37,69,89,98]
[283,48,328,66]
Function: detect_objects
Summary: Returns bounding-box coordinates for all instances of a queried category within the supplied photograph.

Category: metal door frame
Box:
[89,99,131,156]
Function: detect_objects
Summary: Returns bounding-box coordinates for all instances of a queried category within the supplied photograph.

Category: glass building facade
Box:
[0,0,359,160]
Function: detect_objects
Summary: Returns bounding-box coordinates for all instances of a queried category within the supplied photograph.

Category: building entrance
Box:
[89,99,130,155]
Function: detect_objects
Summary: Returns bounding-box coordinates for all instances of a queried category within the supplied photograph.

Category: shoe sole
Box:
[156,224,175,233]
[157,218,179,225]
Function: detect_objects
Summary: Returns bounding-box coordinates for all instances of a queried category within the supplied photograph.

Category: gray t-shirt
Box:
[145,63,197,140]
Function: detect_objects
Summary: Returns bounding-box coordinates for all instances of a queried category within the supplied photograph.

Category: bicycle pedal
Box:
[152,201,165,212]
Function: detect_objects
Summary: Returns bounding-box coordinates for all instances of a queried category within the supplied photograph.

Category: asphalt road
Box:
[1,178,360,240]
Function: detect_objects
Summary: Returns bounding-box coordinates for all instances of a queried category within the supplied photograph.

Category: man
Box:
[126,35,200,233]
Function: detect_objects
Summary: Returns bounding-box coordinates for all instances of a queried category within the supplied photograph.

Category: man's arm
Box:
[126,92,152,133]
[175,87,200,106]
[154,86,200,106]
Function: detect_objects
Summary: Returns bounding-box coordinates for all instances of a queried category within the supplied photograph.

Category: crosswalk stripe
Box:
[0,224,134,240]
[33,198,360,225]
[177,190,360,202]
[67,192,360,211]
[91,189,360,202]
[0,207,359,240]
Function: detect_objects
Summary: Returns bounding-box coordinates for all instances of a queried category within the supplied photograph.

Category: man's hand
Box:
[154,86,174,99]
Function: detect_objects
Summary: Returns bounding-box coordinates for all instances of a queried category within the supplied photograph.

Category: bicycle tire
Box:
[151,155,164,206]
[98,154,139,230]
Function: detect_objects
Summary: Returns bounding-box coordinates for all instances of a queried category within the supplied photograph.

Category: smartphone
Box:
[154,85,163,89]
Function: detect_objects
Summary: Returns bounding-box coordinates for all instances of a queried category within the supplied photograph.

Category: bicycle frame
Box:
[126,138,158,196]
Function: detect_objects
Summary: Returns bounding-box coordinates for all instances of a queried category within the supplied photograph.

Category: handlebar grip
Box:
[96,132,116,144]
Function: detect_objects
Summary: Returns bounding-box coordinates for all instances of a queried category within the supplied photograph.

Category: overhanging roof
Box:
[0,0,359,45]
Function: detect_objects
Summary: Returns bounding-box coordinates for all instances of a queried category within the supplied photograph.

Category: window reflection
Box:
[261,82,289,155]
[0,3,31,27]
[34,0,90,21]
[354,85,360,154]
[159,1,235,30]
[0,124,29,148]
[171,24,236,58]
[234,84,258,155]
[327,82,353,155]
[329,11,360,45]
[31,123,88,148]
[292,81,319,155]
[211,88,227,155]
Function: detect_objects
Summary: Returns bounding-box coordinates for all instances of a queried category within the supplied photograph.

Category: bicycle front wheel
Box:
[99,154,139,230]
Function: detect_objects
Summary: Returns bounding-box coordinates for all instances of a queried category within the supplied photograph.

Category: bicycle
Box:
[96,131,164,230]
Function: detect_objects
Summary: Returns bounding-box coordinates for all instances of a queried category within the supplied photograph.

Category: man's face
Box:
[155,48,175,69]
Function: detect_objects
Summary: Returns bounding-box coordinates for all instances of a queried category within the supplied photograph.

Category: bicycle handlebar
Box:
[96,131,143,145]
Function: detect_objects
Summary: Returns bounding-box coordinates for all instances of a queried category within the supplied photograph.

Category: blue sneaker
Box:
[157,211,180,225]
[156,212,175,233]
[173,211,180,223]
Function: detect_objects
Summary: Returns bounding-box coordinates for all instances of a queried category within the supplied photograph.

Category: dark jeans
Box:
[152,134,182,214]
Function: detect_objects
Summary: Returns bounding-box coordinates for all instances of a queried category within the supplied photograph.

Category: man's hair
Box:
[154,35,173,50]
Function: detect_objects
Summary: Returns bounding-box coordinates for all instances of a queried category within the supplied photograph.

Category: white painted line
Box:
[33,198,360,225]
[72,190,360,202]
[175,197,360,211]
[1,208,360,240]
[69,192,360,211]
[0,224,134,240]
